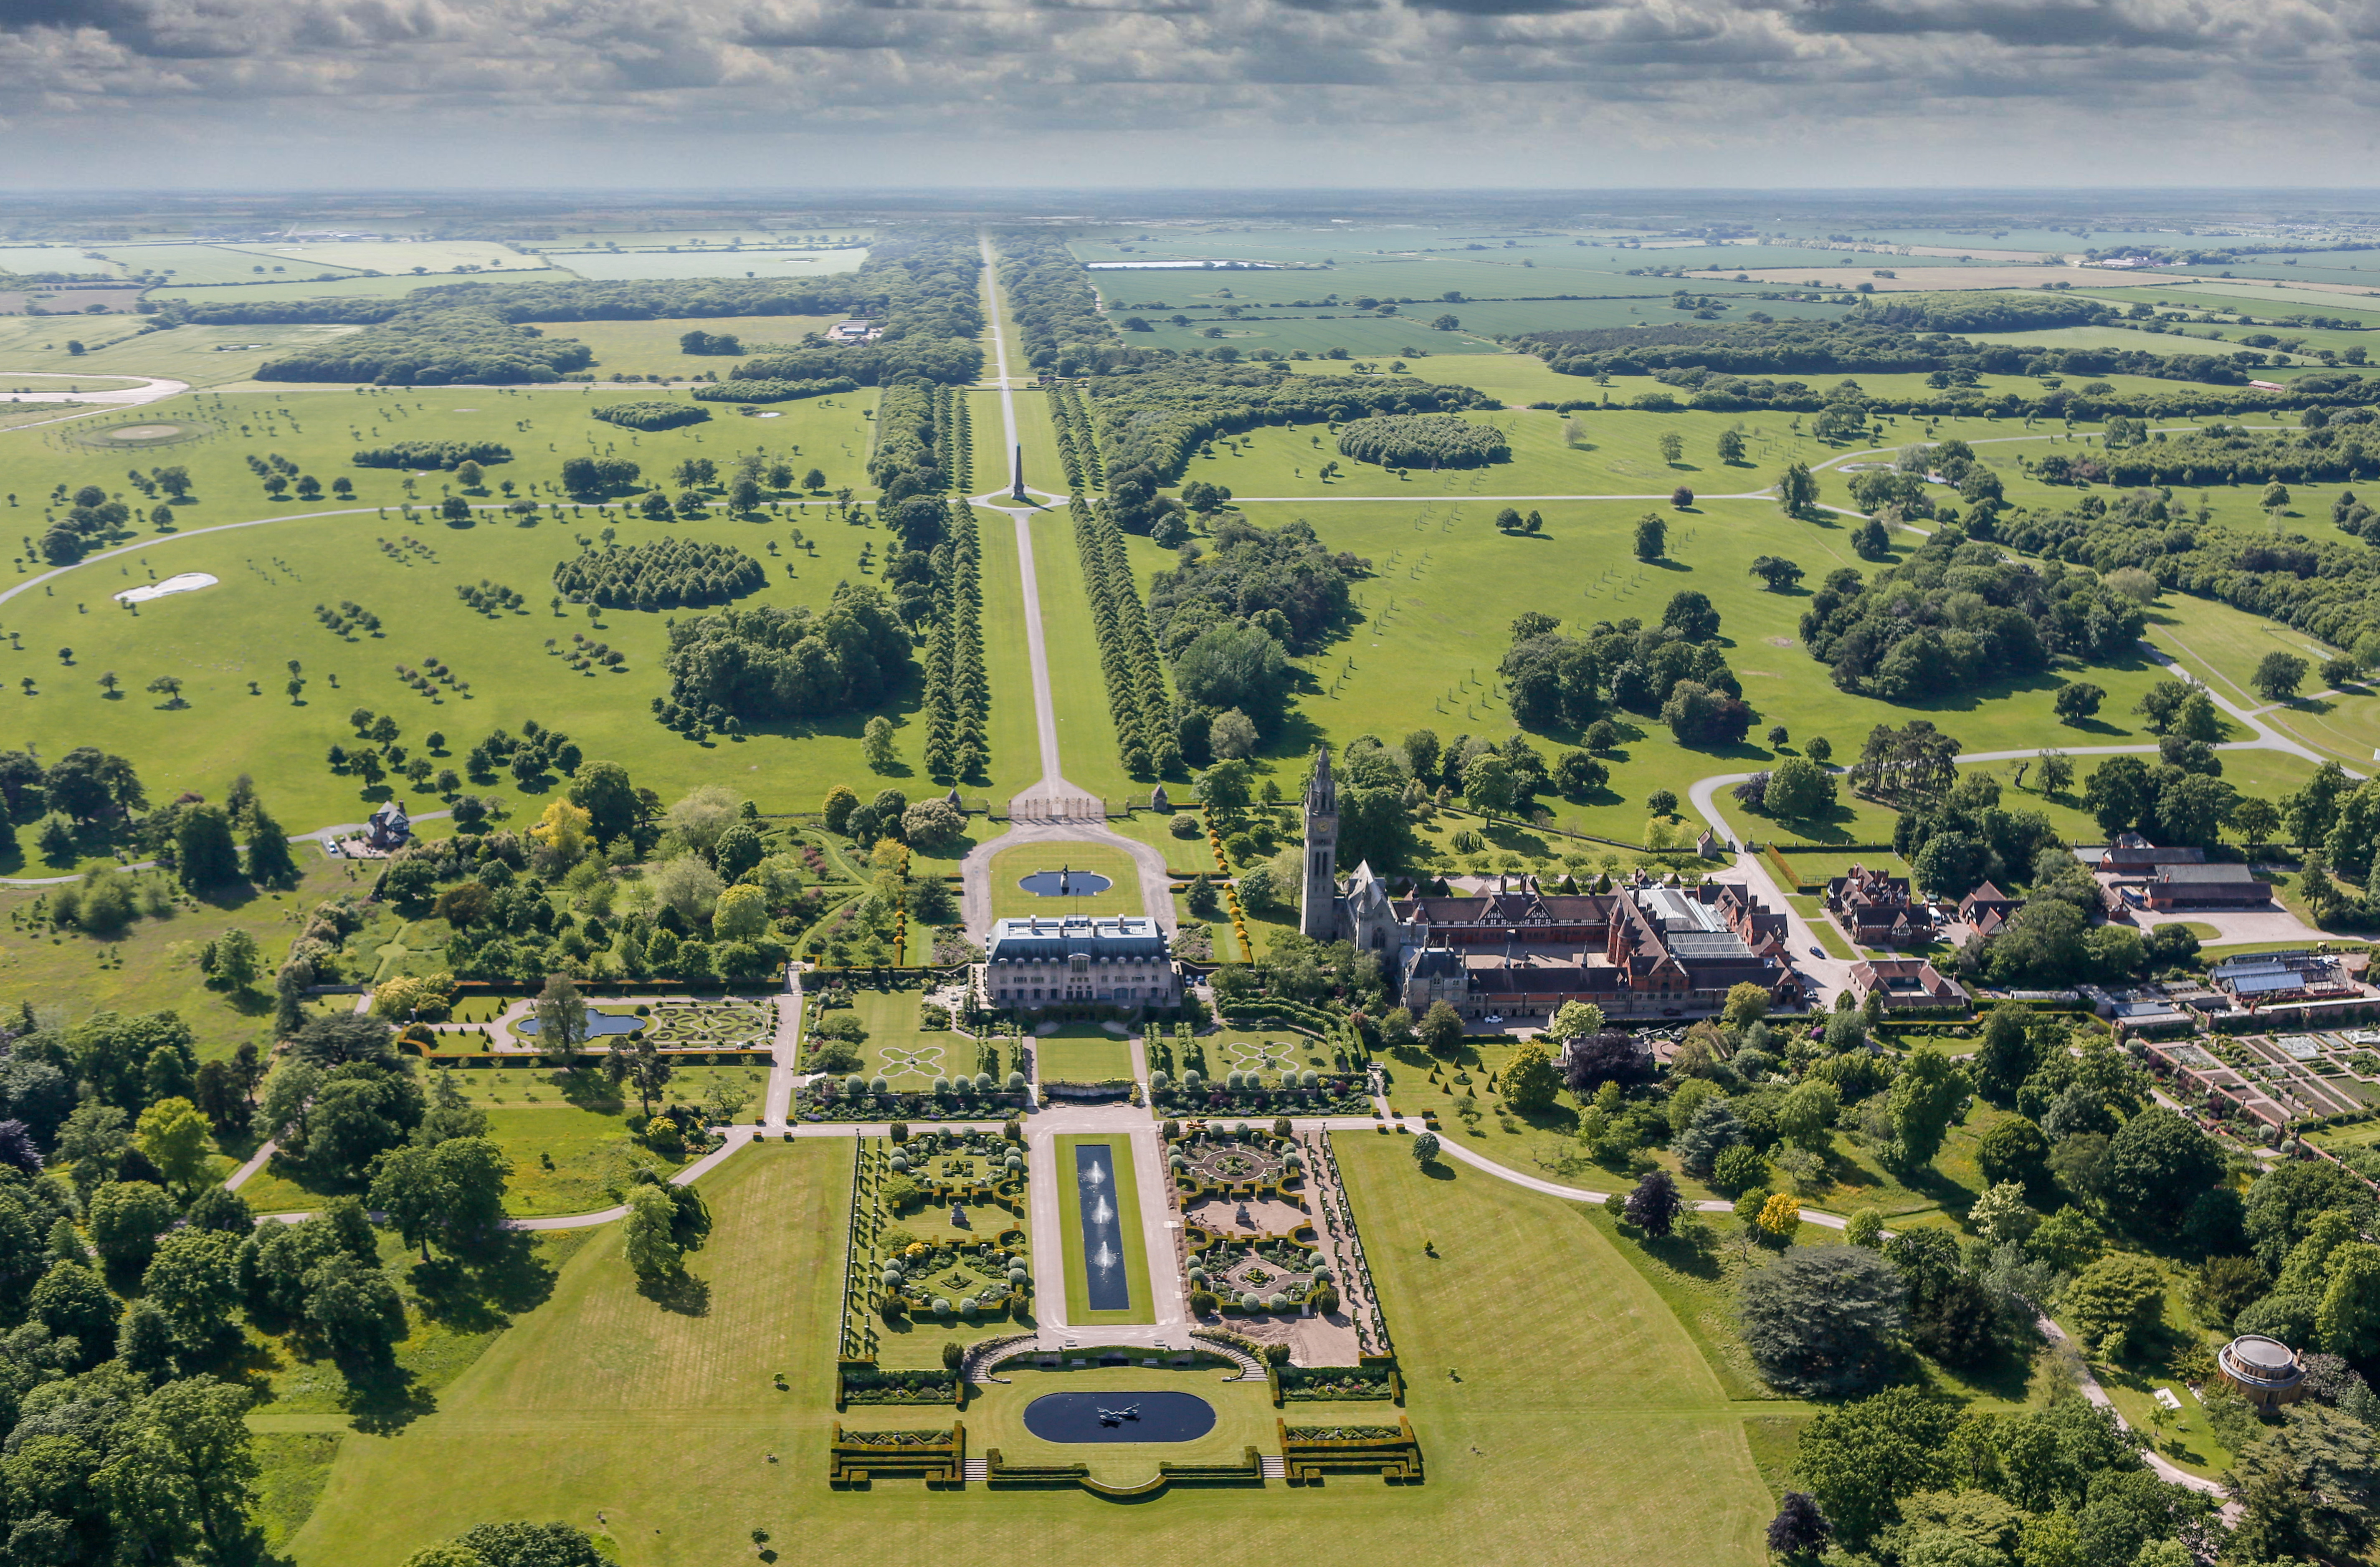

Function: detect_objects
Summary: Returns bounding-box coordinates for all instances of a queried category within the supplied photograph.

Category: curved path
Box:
[1,374,191,430]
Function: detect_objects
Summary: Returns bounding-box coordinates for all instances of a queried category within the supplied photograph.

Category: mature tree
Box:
[244,801,300,888]
[1547,1000,1605,1043]
[88,1179,178,1271]
[1409,1131,1440,1166]
[175,805,242,890]
[1793,1386,1959,1544]
[2230,1402,2380,1564]
[1739,1246,1908,1397]
[141,1227,244,1355]
[2104,1107,2224,1235]
[1676,1097,1747,1178]
[1764,756,1833,821]
[532,973,589,1062]
[600,1041,669,1116]
[2035,750,2076,797]
[1767,1493,1831,1560]
[133,1096,212,1192]
[1887,1046,1968,1169]
[625,1182,684,1280]
[567,759,638,844]
[291,1013,397,1069]
[1633,513,1667,561]
[1624,1168,1684,1237]
[1777,461,1818,516]
[1418,1001,1464,1059]
[2254,650,2310,703]
[2053,682,2105,725]
[303,1250,408,1361]
[1970,1009,2039,1105]
[1500,1041,1560,1113]
[1777,1079,1840,1154]
[1661,589,1721,642]
[1750,555,1804,591]
[2064,1253,2167,1357]
[1976,1115,2052,1198]
[30,1258,119,1362]
[2248,1160,2380,1271]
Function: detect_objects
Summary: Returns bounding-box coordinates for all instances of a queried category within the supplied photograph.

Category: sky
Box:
[4,0,2380,189]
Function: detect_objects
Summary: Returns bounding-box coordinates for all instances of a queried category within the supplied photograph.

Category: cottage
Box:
[1958,881,2020,935]
[363,799,411,852]
[1846,957,1964,1012]
[1825,864,1922,947]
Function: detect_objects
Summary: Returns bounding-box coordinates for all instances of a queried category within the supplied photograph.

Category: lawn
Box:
[1034,1031,1134,1082]
[826,986,990,1088]
[263,1129,1790,1567]
[0,384,1048,830]
[988,842,1141,922]
[1182,495,2213,847]
[1053,1132,1155,1327]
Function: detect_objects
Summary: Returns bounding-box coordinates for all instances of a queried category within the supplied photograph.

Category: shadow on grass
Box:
[406,1230,563,1334]
[638,1269,712,1316]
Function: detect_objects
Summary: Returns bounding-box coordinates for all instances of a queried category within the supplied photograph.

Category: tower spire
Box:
[1299,744,1339,940]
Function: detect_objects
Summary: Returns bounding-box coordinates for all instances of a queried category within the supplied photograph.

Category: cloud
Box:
[1,0,2378,183]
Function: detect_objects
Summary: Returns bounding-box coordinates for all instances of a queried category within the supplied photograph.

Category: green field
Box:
[989,843,1140,921]
[1035,1031,1134,1082]
[0,386,985,828]
[545,247,868,281]
[1053,1132,1154,1326]
[0,318,366,387]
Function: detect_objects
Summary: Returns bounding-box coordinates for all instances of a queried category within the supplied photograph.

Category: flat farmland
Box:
[548,247,868,281]
[95,243,370,284]
[1086,259,1768,311]
[0,319,364,387]
[1124,314,1504,358]
[140,274,520,305]
[230,240,547,275]
[0,245,120,275]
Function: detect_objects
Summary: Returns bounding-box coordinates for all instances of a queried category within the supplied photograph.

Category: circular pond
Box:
[1018,868,1112,897]
[1023,1391,1216,1444]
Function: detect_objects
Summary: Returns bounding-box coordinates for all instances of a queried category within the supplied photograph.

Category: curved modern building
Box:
[2217,1334,2305,1411]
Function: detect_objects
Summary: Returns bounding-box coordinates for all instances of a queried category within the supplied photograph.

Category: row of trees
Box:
[917,502,988,786]
[1084,359,1498,485]
[352,440,513,470]
[1071,495,1178,778]
[1047,382,1106,490]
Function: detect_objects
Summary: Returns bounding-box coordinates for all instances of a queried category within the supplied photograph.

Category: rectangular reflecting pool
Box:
[1073,1143,1131,1313]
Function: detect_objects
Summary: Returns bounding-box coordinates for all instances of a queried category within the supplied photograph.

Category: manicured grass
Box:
[962,1365,1277,1480]
[1035,1034,1134,1082]
[828,986,987,1086]
[1022,505,1137,800]
[988,842,1141,921]
[1053,1132,1154,1326]
[1786,896,1858,960]
[269,1130,1790,1566]
[974,502,1061,806]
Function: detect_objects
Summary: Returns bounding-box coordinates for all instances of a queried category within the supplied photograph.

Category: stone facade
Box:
[982,915,1182,1013]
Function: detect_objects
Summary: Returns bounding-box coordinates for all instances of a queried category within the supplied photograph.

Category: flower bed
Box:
[1277,1365,1393,1400]
[837,1365,957,1405]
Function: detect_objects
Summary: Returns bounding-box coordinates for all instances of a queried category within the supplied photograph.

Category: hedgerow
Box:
[869,382,953,505]
[1084,361,1495,485]
[1335,413,1508,469]
[352,440,513,470]
[921,505,988,784]
[689,376,856,404]
[1048,383,1105,490]
[589,401,710,430]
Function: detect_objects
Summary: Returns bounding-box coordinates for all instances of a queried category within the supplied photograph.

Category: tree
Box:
[2035,750,2075,797]
[244,802,300,887]
[1767,1493,1831,1560]
[1633,513,1666,561]
[1778,461,1818,516]
[1750,555,1804,591]
[2053,682,2105,724]
[134,1096,211,1191]
[290,1013,397,1068]
[146,673,185,708]
[1624,1168,1684,1237]
[1547,1001,1605,1043]
[2104,1106,2223,1235]
[1968,1181,2040,1249]
[1461,753,1515,818]
[140,1227,243,1355]
[605,1037,674,1117]
[1418,1001,1464,1059]
[1661,589,1721,642]
[208,927,262,991]
[1977,1115,2051,1196]
[88,1179,178,1271]
[2059,1253,2167,1359]
[532,973,588,1062]
[2233,795,2282,856]
[625,1182,684,1279]
[1500,1041,1560,1113]
[2230,1402,2380,1564]
[1764,756,1833,820]
[1794,1387,1960,1545]
[2255,650,2310,702]
[174,804,242,890]
[1739,1246,1908,1396]
[1887,1046,1967,1169]
[1410,1131,1440,1165]
[1777,1079,1840,1153]
[862,715,897,772]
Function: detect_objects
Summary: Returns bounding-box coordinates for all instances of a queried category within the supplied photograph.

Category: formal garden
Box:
[839,1132,1035,1374]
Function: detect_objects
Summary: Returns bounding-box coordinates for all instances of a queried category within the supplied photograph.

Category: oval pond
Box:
[1018,869,1113,897]
[1023,1391,1216,1444]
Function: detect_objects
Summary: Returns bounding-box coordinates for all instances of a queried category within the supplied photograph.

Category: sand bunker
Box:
[114,572,218,604]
